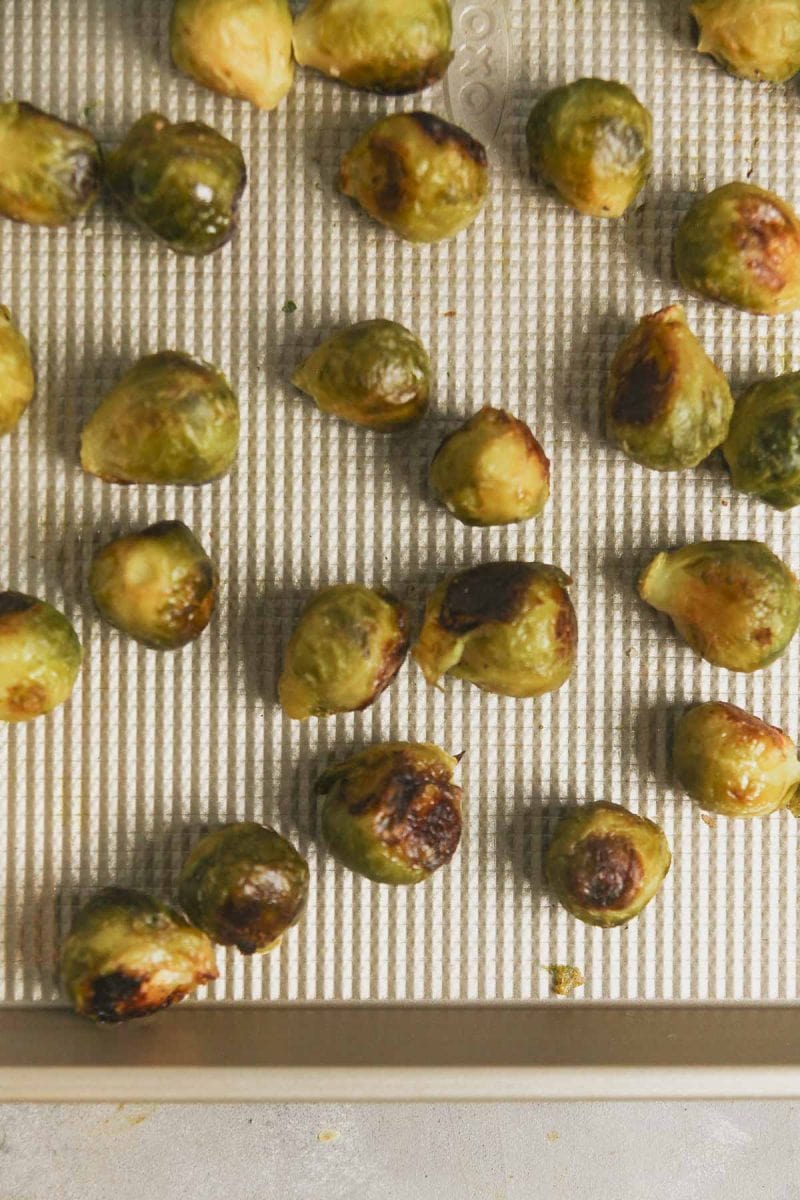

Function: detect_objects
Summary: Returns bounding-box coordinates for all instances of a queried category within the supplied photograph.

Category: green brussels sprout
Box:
[605,305,733,471]
[691,0,800,83]
[675,183,800,315]
[723,372,800,510]
[61,887,218,1023]
[293,0,453,94]
[429,407,550,526]
[178,823,309,954]
[170,0,294,110]
[0,592,82,722]
[106,113,247,257]
[279,583,408,719]
[292,319,431,431]
[546,802,671,928]
[317,742,463,885]
[0,101,101,227]
[413,561,577,697]
[80,351,240,485]
[525,78,653,219]
[89,520,218,649]
[0,306,35,436]
[674,701,800,818]
[638,540,800,672]
[340,111,489,243]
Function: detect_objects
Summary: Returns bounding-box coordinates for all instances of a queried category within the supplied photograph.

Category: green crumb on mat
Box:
[544,964,585,996]
[83,101,99,121]
[282,300,298,314]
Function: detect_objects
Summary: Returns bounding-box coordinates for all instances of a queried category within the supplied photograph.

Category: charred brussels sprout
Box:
[61,888,217,1023]
[170,0,294,110]
[413,561,577,697]
[0,592,82,722]
[430,407,550,525]
[293,0,453,94]
[639,540,800,672]
[0,306,35,436]
[278,584,408,719]
[691,0,800,83]
[292,319,431,431]
[80,351,240,485]
[106,113,246,257]
[605,306,733,471]
[546,802,671,928]
[340,111,489,243]
[178,823,309,954]
[526,78,652,219]
[0,101,101,226]
[723,372,800,510]
[675,183,800,315]
[317,742,462,884]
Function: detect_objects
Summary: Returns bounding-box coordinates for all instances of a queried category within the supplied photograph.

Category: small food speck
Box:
[442,309,456,317]
[700,813,717,828]
[545,964,585,996]
[283,300,298,314]
[318,1129,341,1143]
[546,1130,560,1143]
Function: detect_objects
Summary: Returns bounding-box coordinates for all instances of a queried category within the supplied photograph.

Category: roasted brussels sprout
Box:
[170,0,294,110]
[0,306,35,436]
[675,183,800,315]
[691,0,800,83]
[546,802,671,928]
[279,584,408,719]
[605,306,733,471]
[525,78,652,218]
[292,319,431,431]
[106,113,246,257]
[413,561,577,697]
[429,407,550,525]
[293,0,453,94]
[317,742,462,885]
[178,823,309,954]
[723,372,800,510]
[61,887,218,1023]
[0,592,82,722]
[0,101,101,227]
[80,351,240,485]
[340,111,489,243]
[639,540,800,672]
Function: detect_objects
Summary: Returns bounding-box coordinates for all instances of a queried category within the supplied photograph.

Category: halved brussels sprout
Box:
[723,372,800,510]
[292,319,431,431]
[89,520,218,649]
[0,101,101,226]
[675,183,800,315]
[605,306,733,471]
[0,306,35,436]
[691,0,800,83]
[317,742,462,885]
[526,78,653,218]
[429,407,550,525]
[80,351,240,485]
[293,0,453,94]
[278,583,408,719]
[170,0,294,110]
[340,111,489,243]
[61,887,218,1023]
[546,802,671,928]
[178,823,309,954]
[106,113,247,257]
[0,592,82,722]
[639,540,800,672]
[413,561,577,697]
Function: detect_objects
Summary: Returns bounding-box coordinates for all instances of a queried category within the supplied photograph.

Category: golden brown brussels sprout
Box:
[605,306,733,471]
[89,520,218,650]
[278,583,408,719]
[0,306,35,436]
[106,113,247,257]
[413,561,577,697]
[638,540,800,672]
[340,111,489,243]
[0,101,101,227]
[0,592,82,722]
[525,78,652,219]
[293,0,453,94]
[61,887,218,1023]
[317,742,462,885]
[80,351,240,485]
[546,802,671,928]
[292,319,431,431]
[429,407,550,526]
[178,823,309,954]
[691,0,800,83]
[674,701,800,818]
[723,372,800,510]
[170,0,294,110]
[675,183,800,315]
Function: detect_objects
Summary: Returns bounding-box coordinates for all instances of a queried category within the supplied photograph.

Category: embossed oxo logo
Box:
[445,0,510,147]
